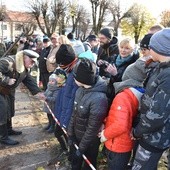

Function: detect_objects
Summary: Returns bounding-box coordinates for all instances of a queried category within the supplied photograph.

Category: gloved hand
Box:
[68,136,75,146]
[76,149,82,157]
[100,130,107,143]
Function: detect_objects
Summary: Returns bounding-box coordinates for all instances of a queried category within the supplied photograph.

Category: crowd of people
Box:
[0,24,169,170]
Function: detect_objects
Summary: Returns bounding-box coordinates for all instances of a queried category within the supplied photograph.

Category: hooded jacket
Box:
[67,76,108,153]
[134,61,170,152]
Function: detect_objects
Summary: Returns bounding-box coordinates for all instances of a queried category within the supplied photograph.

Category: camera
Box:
[99,60,109,69]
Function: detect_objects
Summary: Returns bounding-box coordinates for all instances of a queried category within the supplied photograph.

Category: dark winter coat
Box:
[67,76,108,153]
[43,86,61,114]
[39,45,51,73]
[97,37,119,77]
[0,55,41,125]
[134,61,170,152]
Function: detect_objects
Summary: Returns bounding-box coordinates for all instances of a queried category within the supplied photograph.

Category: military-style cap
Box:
[23,50,39,62]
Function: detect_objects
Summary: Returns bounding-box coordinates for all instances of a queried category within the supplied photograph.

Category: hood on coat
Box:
[81,76,108,94]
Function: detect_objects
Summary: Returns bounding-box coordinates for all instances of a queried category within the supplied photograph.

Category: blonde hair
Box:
[119,38,135,49]
[59,35,71,45]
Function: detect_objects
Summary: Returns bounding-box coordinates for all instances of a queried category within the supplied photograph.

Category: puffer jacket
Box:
[104,88,140,153]
[134,61,170,152]
[54,71,78,128]
[67,76,108,153]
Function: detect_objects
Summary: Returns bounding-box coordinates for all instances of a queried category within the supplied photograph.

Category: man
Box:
[87,34,100,55]
[97,27,119,77]
[46,33,59,73]
[0,49,44,145]
[39,36,52,90]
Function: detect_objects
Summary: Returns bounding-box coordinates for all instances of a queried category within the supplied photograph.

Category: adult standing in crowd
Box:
[46,33,59,73]
[39,36,52,90]
[0,50,44,145]
[87,34,100,55]
[132,28,170,170]
[97,27,119,78]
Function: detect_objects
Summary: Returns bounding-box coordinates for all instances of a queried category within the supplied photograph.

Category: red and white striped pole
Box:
[44,101,96,170]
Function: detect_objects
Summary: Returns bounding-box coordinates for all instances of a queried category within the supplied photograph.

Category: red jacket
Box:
[104,88,139,153]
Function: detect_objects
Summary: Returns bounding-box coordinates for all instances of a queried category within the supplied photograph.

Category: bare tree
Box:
[108,0,131,36]
[121,3,155,43]
[160,10,170,27]
[26,0,66,37]
[89,0,109,34]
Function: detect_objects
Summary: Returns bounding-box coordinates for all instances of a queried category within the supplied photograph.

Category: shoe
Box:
[0,137,19,145]
[47,126,54,133]
[43,124,51,131]
[8,129,22,136]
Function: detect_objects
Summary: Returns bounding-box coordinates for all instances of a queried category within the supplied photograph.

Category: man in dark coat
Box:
[0,49,44,145]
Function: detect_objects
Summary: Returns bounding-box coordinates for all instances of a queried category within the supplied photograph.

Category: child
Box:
[67,58,108,170]
[43,68,66,133]
[99,57,146,170]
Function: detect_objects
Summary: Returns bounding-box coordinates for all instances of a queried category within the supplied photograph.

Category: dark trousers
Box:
[40,72,51,91]
[0,124,8,139]
[54,124,68,151]
[132,144,163,170]
[70,137,100,170]
[106,148,131,170]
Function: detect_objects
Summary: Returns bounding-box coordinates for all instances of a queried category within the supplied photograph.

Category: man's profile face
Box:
[24,55,35,68]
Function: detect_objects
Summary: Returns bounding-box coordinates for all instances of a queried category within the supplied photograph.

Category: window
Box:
[15,23,23,31]
[1,24,7,30]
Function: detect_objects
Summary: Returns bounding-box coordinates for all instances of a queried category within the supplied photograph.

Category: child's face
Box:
[119,44,133,58]
[48,79,56,85]
[140,48,150,57]
[56,76,65,84]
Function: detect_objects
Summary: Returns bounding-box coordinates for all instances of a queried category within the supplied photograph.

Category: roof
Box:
[4,10,35,23]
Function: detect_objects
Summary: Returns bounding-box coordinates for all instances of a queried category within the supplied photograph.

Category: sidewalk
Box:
[0,87,57,170]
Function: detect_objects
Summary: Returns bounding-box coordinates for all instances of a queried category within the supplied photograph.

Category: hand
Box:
[75,149,82,158]
[8,78,16,85]
[68,136,75,146]
[99,130,107,143]
[98,124,105,136]
[37,92,46,100]
[105,64,117,76]
[97,59,105,66]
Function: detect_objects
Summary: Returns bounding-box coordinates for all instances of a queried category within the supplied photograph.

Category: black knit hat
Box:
[140,34,153,49]
[67,32,74,40]
[73,59,96,85]
[55,44,76,66]
[99,27,114,40]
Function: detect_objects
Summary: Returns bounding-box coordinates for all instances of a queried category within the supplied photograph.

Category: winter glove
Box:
[68,136,76,146]
[73,149,82,160]
[100,130,107,143]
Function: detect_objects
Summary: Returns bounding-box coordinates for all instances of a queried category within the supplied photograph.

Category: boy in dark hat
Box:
[67,58,108,170]
[53,44,79,156]
[0,49,44,145]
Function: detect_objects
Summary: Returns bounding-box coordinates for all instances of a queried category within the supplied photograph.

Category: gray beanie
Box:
[114,59,147,93]
[149,28,170,56]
